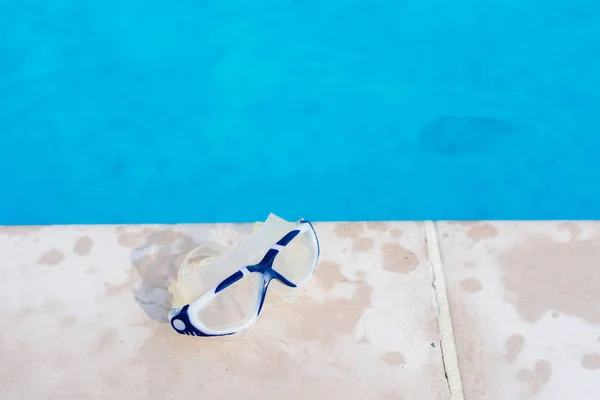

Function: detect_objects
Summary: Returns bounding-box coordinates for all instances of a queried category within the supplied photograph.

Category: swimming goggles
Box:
[168,214,320,337]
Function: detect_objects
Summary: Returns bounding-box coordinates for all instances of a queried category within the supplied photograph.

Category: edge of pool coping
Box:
[425,221,464,400]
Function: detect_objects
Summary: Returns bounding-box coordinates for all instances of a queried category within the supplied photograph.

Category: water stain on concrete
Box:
[467,223,498,243]
[0,226,41,236]
[117,232,143,248]
[38,249,64,265]
[557,222,582,242]
[284,278,373,344]
[334,224,364,239]
[116,226,156,248]
[460,278,483,293]
[366,222,387,232]
[104,270,138,296]
[58,316,78,329]
[316,261,348,290]
[73,236,93,257]
[498,233,600,324]
[581,353,600,370]
[390,228,403,238]
[381,351,406,366]
[94,330,118,354]
[352,237,374,253]
[504,334,524,363]
[516,360,552,394]
[129,227,207,323]
[381,243,419,274]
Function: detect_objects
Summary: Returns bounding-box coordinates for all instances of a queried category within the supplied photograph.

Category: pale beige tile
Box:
[438,221,600,400]
[0,222,447,400]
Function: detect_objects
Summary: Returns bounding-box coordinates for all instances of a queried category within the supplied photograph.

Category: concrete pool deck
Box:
[1,221,599,399]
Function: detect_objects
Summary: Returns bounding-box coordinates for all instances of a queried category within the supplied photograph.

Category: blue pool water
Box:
[1,0,599,224]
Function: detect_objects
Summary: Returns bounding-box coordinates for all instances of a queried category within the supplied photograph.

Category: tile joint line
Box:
[425,221,465,400]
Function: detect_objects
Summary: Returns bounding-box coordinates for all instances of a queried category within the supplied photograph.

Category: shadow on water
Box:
[129,226,210,323]
[419,115,516,155]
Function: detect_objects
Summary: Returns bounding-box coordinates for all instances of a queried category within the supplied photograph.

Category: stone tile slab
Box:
[0,222,447,400]
[437,221,600,400]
